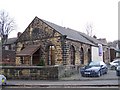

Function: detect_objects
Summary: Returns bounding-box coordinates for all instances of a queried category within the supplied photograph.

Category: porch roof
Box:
[16,45,40,56]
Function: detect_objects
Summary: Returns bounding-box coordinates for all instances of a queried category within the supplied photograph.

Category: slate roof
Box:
[42,18,107,46]
[42,19,95,46]
[5,38,17,45]
[16,45,40,56]
[78,32,107,46]
[108,40,119,48]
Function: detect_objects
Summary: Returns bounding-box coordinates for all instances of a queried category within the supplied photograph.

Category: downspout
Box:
[61,35,67,65]
[30,55,33,65]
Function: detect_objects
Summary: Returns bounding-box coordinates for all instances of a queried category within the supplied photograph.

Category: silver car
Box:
[110,58,120,70]
[0,75,7,85]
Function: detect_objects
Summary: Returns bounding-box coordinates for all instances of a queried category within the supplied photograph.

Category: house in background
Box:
[3,38,17,51]
[116,40,120,57]
[108,40,120,62]
[2,38,17,65]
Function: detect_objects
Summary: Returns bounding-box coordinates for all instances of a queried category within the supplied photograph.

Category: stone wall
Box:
[0,65,79,80]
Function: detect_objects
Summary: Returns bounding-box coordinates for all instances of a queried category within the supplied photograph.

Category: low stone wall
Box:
[58,65,80,78]
[0,65,80,80]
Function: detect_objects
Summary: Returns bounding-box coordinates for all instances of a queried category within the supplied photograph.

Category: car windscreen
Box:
[89,61,100,67]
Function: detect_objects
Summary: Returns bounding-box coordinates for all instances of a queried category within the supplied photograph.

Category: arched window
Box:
[47,45,55,65]
[70,45,75,65]
[80,47,84,64]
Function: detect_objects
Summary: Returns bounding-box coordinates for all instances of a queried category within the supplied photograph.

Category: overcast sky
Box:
[0,0,119,42]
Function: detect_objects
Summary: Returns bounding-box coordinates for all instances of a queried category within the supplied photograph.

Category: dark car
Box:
[80,61,108,77]
[116,66,120,76]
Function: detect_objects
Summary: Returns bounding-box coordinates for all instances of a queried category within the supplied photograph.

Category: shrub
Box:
[37,58,45,66]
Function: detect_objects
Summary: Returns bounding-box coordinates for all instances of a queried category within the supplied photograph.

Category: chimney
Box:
[17,32,22,38]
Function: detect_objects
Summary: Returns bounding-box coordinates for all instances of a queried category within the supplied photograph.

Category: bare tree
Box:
[85,23,93,37]
[0,10,15,44]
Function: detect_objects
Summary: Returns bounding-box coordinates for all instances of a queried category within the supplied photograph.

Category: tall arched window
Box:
[70,45,75,65]
[47,45,55,65]
[80,47,84,64]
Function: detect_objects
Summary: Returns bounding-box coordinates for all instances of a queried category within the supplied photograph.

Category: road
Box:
[6,79,119,86]
[2,80,120,90]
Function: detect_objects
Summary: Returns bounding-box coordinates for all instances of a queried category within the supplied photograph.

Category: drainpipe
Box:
[61,35,67,65]
[30,55,32,65]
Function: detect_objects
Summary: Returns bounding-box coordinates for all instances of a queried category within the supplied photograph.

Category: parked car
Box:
[116,66,120,76]
[109,58,120,70]
[0,75,7,85]
[80,61,108,77]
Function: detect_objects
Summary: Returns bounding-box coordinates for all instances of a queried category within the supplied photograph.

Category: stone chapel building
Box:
[15,16,100,66]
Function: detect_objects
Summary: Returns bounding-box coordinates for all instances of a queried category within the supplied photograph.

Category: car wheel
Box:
[104,69,108,74]
[81,74,85,77]
[116,71,120,76]
[111,66,116,70]
[104,71,107,74]
[97,71,101,77]
[116,71,119,76]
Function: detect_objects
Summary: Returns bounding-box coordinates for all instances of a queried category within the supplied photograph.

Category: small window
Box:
[20,57,24,64]
[5,46,9,50]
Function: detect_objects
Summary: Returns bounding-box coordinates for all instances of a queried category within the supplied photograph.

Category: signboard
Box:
[98,44,103,56]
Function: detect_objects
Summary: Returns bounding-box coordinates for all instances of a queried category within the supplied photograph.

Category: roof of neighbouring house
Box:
[108,40,120,47]
[5,38,17,45]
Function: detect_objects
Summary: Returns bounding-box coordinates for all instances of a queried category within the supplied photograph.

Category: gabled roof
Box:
[16,45,40,56]
[42,19,95,46]
[108,40,120,48]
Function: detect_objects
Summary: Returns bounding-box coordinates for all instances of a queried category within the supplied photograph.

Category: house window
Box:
[20,57,24,64]
[48,45,55,65]
[80,47,84,64]
[70,45,75,65]
[11,44,15,51]
[5,46,9,50]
